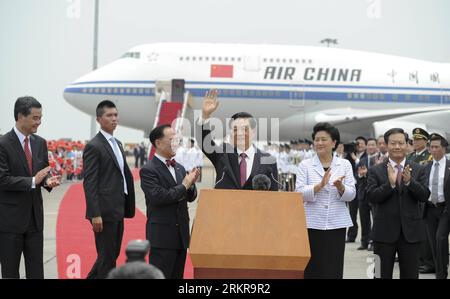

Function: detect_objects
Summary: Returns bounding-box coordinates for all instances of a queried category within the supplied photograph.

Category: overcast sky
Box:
[1,0,449,142]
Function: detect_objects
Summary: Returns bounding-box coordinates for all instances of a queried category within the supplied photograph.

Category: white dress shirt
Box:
[100,129,128,194]
[428,156,446,203]
[155,153,177,182]
[13,126,36,188]
[295,155,356,230]
[237,145,255,182]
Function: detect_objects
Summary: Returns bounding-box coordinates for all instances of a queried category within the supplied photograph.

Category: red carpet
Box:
[56,168,194,279]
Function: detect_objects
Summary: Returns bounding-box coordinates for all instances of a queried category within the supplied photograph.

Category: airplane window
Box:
[82,88,87,93]
[347,93,352,99]
[180,57,183,61]
[224,57,228,62]
[263,58,267,63]
[218,57,222,61]
[205,57,209,61]
[231,57,235,62]
[199,57,203,61]
[192,57,196,61]
[302,59,306,64]
[276,59,280,63]
[282,59,286,63]
[308,59,312,64]
[295,59,299,63]
[269,58,274,63]
[212,57,216,61]
[186,57,190,61]
[289,59,293,63]
[101,88,105,93]
[237,57,242,62]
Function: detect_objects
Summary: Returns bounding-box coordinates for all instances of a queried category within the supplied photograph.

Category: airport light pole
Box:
[90,0,100,138]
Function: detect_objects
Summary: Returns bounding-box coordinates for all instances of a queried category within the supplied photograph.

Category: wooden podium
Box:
[189,189,310,279]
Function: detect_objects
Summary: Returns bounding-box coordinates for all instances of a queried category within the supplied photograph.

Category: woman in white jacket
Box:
[296,122,356,279]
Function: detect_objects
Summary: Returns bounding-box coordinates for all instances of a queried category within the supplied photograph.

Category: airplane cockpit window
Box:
[121,52,141,59]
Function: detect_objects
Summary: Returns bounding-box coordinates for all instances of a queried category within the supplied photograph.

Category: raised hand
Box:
[35,166,51,185]
[402,164,412,184]
[333,175,346,194]
[387,163,397,186]
[45,175,61,188]
[358,166,368,177]
[202,89,219,119]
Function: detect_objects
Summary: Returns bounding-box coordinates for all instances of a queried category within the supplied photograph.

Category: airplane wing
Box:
[314,105,450,125]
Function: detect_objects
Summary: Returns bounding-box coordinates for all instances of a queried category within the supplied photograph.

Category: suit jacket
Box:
[198,121,278,190]
[0,129,52,233]
[356,155,376,201]
[140,156,197,249]
[83,132,135,222]
[423,159,450,217]
[366,160,430,243]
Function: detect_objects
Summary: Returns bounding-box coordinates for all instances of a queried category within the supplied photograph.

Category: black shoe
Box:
[346,238,356,243]
[367,244,374,251]
[419,265,435,274]
[357,244,368,250]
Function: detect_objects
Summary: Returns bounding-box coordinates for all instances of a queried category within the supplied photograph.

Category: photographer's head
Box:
[312,122,340,159]
[229,112,256,151]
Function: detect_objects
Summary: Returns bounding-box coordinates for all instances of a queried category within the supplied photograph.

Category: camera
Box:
[343,142,356,154]
[125,240,150,263]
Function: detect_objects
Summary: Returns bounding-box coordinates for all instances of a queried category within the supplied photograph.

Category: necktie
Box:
[110,137,127,193]
[431,161,440,204]
[24,137,32,175]
[239,153,247,187]
[395,164,403,187]
[166,159,176,167]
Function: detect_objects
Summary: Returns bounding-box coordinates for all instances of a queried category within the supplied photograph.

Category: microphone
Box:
[214,167,227,187]
[252,174,271,191]
[270,172,284,189]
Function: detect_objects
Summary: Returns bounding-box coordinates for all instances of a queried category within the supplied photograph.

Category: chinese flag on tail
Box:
[210,64,233,78]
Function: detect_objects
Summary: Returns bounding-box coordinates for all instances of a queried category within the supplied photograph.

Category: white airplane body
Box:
[63,43,450,141]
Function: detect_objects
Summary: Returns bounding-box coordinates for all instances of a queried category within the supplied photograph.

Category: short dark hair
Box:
[149,124,171,147]
[14,96,42,121]
[384,128,408,144]
[312,122,340,147]
[355,136,368,145]
[107,262,165,279]
[229,112,256,129]
[96,100,116,117]
[367,138,377,144]
[430,135,449,148]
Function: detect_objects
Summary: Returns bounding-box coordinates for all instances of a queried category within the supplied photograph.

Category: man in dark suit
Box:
[423,133,450,279]
[346,136,368,243]
[197,90,278,190]
[407,127,435,273]
[83,100,135,279]
[356,138,378,250]
[0,96,61,278]
[140,124,199,279]
[367,128,430,279]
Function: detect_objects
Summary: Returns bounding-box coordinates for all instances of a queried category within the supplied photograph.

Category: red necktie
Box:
[239,153,247,187]
[24,137,33,175]
[395,164,403,187]
[166,159,176,167]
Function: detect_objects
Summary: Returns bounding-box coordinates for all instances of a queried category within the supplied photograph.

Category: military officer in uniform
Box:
[407,128,434,274]
[407,128,433,165]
